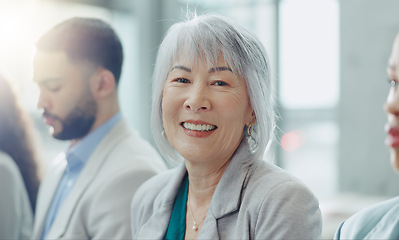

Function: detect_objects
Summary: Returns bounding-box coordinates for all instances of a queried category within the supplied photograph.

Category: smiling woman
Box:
[131,13,322,240]
[161,55,253,165]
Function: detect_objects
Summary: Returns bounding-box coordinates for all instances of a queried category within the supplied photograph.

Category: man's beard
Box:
[49,92,97,140]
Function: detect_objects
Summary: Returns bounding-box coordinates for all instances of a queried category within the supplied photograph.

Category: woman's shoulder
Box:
[235,160,322,238]
[244,160,320,217]
[241,160,320,217]
[247,160,315,198]
[337,196,399,239]
[0,151,21,180]
[343,196,399,224]
[0,151,14,164]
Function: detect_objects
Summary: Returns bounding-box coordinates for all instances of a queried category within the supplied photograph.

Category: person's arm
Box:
[255,181,322,239]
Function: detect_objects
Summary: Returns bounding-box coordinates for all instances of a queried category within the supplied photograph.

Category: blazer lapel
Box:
[197,214,219,239]
[33,153,67,239]
[46,120,131,238]
[210,141,252,217]
[136,163,187,239]
[199,140,254,239]
[136,203,175,239]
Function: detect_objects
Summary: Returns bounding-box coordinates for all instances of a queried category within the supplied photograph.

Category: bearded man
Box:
[32,17,166,240]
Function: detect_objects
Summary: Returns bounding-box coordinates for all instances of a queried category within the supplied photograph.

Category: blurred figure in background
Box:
[334,32,399,239]
[0,74,40,239]
[32,17,166,240]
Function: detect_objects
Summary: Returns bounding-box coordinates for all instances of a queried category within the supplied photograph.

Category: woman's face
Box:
[161,56,254,166]
[385,34,399,171]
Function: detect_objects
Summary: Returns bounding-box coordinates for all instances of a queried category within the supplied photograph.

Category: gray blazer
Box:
[131,141,322,239]
[33,119,166,239]
[0,151,33,240]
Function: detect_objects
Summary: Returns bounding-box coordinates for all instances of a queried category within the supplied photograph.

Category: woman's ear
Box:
[250,111,257,124]
[246,110,257,126]
[91,69,116,99]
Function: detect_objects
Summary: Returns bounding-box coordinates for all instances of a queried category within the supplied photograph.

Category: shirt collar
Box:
[65,112,122,170]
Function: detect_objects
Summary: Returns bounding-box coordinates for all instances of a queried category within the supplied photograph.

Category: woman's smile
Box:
[181,121,217,132]
[180,121,218,138]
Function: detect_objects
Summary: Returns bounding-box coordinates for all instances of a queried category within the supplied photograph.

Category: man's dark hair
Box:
[36,17,124,84]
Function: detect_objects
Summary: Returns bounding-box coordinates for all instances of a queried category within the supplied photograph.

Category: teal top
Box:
[164,173,188,240]
[335,196,399,239]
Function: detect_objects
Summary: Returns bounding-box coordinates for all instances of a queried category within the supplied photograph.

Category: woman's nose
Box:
[384,88,399,117]
[184,86,211,112]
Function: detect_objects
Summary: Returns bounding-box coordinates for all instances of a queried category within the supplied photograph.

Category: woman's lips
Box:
[386,127,399,148]
[182,122,217,132]
[181,120,217,138]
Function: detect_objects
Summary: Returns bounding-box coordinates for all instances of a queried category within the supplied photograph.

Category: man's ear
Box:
[91,69,116,99]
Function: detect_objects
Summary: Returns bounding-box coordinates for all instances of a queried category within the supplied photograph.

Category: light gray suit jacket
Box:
[334,196,399,239]
[33,119,166,240]
[0,151,33,240]
[131,141,322,239]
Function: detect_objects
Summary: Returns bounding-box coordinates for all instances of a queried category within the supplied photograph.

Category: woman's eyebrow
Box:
[209,66,233,73]
[171,65,191,72]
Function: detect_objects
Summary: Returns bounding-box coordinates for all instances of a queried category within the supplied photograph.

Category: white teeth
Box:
[182,122,217,132]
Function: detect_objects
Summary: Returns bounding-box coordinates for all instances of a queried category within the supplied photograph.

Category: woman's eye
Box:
[214,81,228,86]
[175,78,190,84]
[389,79,397,88]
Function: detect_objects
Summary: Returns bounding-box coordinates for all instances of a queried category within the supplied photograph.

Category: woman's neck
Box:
[184,160,230,240]
[185,158,230,206]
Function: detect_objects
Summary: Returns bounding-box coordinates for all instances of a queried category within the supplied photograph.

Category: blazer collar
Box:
[47,119,132,238]
[198,140,255,239]
[136,163,187,239]
[209,139,254,218]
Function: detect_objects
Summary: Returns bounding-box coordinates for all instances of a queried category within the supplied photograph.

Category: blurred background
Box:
[1,0,399,238]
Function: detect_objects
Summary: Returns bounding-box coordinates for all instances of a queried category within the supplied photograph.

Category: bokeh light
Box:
[281,130,306,152]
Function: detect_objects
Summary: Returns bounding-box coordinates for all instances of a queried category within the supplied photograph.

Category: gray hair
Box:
[151,14,275,166]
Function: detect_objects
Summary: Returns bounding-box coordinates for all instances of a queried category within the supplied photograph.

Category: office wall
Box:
[339,0,399,196]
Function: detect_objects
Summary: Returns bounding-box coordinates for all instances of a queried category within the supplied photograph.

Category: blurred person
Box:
[0,74,40,239]
[32,17,166,240]
[131,14,322,239]
[334,32,399,239]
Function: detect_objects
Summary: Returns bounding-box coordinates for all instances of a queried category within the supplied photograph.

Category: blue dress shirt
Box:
[41,112,122,239]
